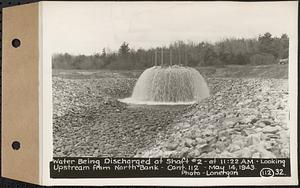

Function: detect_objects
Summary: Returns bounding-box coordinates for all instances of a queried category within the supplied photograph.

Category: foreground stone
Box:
[136,78,289,158]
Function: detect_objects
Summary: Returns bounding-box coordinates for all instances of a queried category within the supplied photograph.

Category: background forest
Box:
[52,32,289,70]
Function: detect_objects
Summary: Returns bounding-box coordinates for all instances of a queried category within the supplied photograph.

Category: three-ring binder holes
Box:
[12,141,21,150]
[12,38,21,48]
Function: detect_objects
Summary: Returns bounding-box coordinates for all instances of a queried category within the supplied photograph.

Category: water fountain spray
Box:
[119,46,210,105]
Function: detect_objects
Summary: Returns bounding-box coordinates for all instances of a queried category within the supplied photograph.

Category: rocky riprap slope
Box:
[53,66,289,158]
[136,78,290,158]
[53,76,186,157]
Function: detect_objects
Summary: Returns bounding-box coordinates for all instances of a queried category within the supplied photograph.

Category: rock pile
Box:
[136,78,290,158]
[53,70,289,158]
[53,76,185,157]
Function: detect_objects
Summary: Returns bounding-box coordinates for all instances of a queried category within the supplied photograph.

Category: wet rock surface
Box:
[53,71,289,158]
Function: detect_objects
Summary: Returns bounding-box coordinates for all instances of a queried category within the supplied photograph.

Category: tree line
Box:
[52,32,289,70]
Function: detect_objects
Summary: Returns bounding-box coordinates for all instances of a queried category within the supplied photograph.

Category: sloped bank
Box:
[52,76,187,157]
[136,78,289,158]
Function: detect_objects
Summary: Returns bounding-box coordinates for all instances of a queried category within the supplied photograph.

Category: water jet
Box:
[120,47,210,105]
[120,65,210,105]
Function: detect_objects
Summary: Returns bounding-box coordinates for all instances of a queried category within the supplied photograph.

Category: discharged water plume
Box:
[120,65,210,105]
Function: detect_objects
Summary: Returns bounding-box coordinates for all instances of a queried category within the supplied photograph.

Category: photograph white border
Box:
[40,1,298,186]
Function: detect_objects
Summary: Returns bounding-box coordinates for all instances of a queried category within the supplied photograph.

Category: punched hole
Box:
[12,39,21,48]
[12,141,21,150]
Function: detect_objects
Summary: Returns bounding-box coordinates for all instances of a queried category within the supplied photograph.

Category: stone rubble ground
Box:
[136,78,290,158]
[53,76,186,157]
[53,71,290,158]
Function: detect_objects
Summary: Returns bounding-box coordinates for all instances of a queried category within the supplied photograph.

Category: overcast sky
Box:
[43,1,298,55]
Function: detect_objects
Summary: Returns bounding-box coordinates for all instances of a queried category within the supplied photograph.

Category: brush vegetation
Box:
[53,32,289,70]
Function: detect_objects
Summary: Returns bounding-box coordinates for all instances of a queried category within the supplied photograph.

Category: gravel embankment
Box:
[136,78,289,158]
[53,76,186,157]
[53,69,289,158]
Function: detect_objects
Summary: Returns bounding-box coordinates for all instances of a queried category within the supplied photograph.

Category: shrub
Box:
[250,53,276,65]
